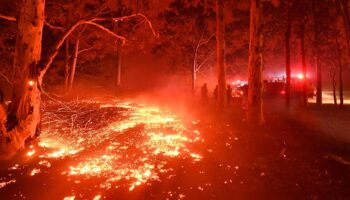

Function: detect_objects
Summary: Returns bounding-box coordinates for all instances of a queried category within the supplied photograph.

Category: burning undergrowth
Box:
[0,97,203,198]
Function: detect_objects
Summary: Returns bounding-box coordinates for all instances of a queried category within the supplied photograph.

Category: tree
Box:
[0,0,157,159]
[153,0,216,93]
[300,17,308,106]
[216,0,227,109]
[1,0,45,159]
[313,0,322,105]
[285,0,292,107]
[247,0,265,124]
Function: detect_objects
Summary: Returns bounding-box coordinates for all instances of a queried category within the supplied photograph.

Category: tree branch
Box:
[78,46,94,55]
[0,14,16,21]
[39,13,158,82]
[44,20,65,32]
[85,21,126,42]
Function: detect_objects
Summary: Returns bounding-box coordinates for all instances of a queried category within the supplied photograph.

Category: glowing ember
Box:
[29,168,41,176]
[63,196,75,200]
[0,179,16,189]
[26,149,36,157]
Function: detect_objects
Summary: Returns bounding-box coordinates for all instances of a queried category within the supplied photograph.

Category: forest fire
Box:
[2,0,350,199]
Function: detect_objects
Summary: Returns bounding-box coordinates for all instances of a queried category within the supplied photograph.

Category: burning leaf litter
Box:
[0,98,203,194]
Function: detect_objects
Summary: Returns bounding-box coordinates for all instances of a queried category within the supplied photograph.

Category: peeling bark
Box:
[0,0,45,159]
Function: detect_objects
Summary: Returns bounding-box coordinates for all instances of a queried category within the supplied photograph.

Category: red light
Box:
[281,90,286,95]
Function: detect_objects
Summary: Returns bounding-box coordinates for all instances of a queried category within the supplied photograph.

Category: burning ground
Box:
[1,98,350,199]
[0,98,203,199]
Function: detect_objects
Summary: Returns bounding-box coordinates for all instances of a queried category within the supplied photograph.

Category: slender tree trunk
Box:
[313,0,322,105]
[336,37,344,107]
[68,37,80,92]
[337,0,350,102]
[332,72,337,106]
[116,41,122,90]
[64,38,70,90]
[112,26,122,94]
[114,0,123,93]
[247,0,264,124]
[192,56,196,94]
[285,0,292,108]
[216,0,227,110]
[300,21,308,106]
[1,0,45,159]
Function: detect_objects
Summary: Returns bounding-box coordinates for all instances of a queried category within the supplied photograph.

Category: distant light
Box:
[297,73,304,79]
[281,90,286,95]
[28,80,35,87]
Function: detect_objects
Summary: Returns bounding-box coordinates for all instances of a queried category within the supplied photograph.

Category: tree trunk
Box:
[332,74,337,106]
[285,0,292,108]
[192,59,196,94]
[114,0,123,94]
[336,37,344,107]
[247,0,264,124]
[300,21,308,106]
[216,0,227,110]
[0,0,45,159]
[64,38,70,90]
[68,37,80,92]
[313,0,322,105]
[116,41,122,90]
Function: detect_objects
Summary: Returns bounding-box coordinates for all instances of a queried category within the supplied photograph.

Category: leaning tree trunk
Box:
[300,20,308,107]
[216,0,227,110]
[64,38,70,90]
[0,0,45,159]
[285,0,292,108]
[247,0,264,124]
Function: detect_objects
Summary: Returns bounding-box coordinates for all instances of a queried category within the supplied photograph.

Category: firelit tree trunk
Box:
[336,37,344,107]
[337,0,350,99]
[332,71,337,106]
[116,41,122,91]
[300,20,308,106]
[247,0,264,124]
[0,0,45,159]
[68,37,80,92]
[192,56,196,94]
[114,0,123,93]
[64,39,70,90]
[216,0,227,110]
[313,0,322,105]
[285,0,292,108]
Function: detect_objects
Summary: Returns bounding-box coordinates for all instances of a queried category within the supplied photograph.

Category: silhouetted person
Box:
[201,83,208,101]
[227,85,233,105]
[213,85,218,101]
